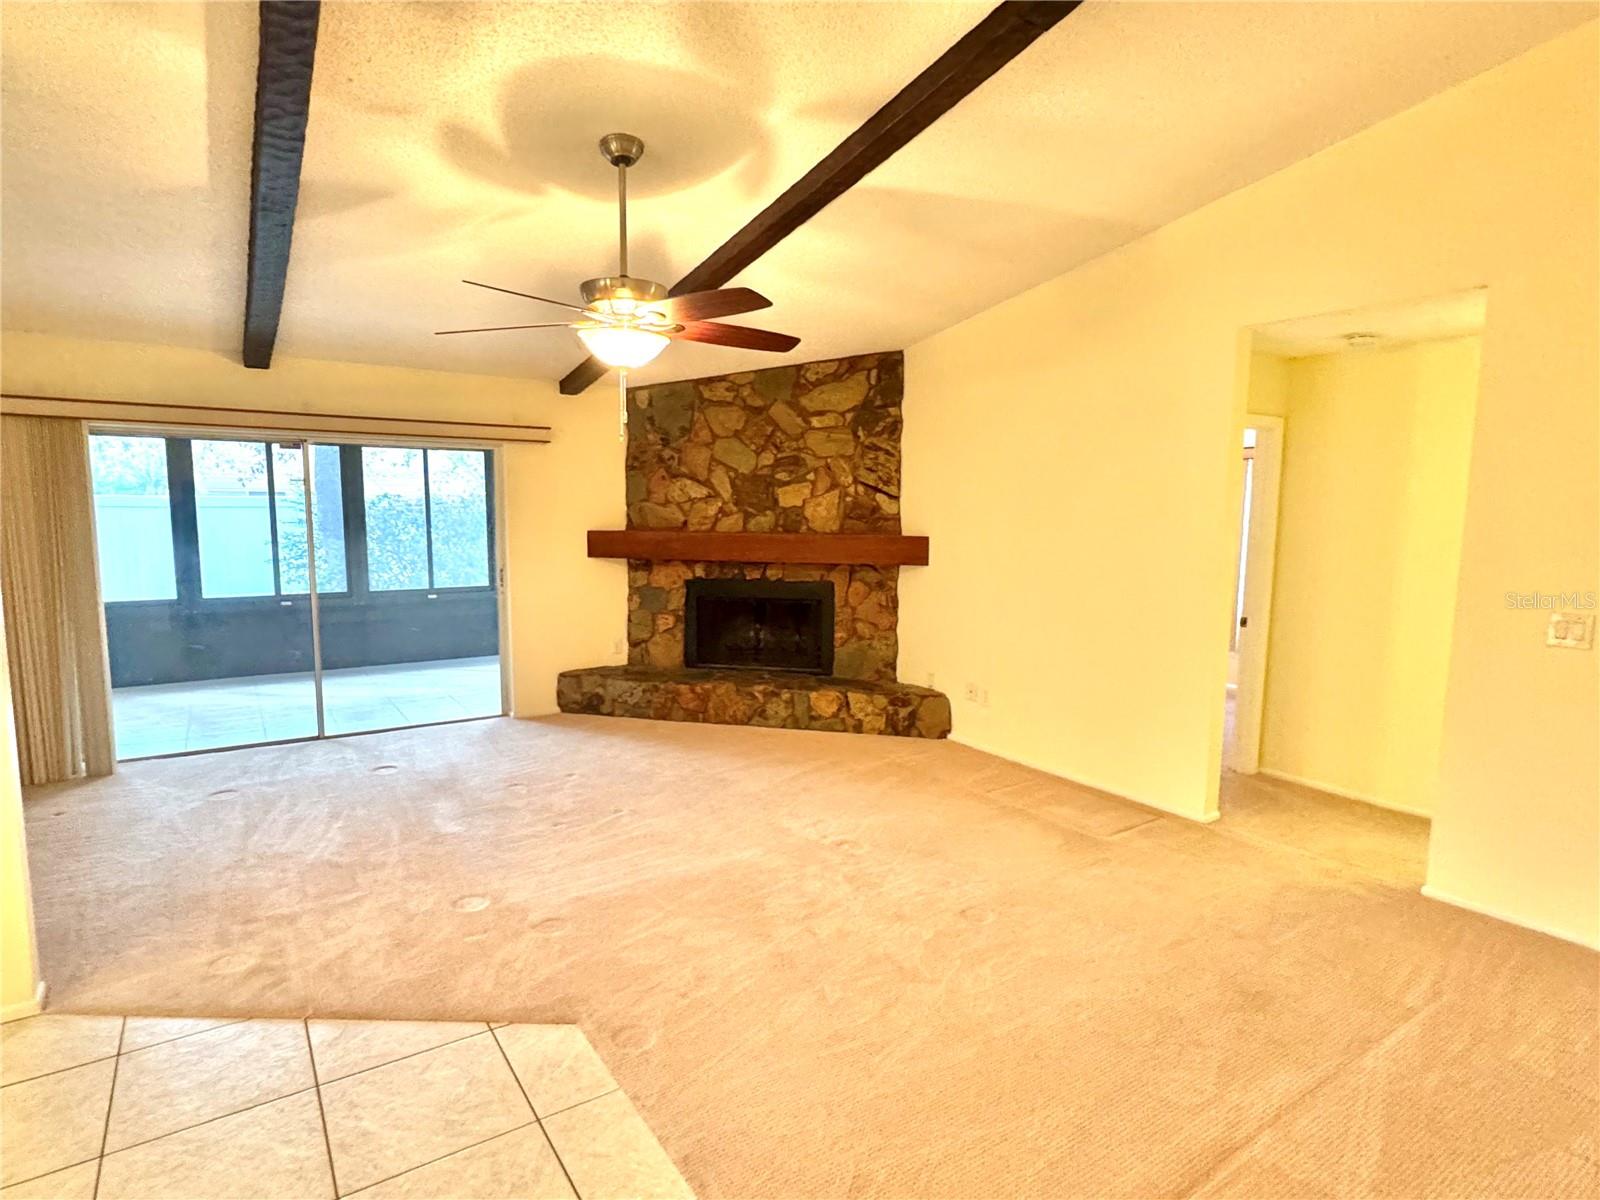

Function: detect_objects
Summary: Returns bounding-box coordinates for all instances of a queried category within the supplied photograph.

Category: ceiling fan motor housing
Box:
[581,275,668,313]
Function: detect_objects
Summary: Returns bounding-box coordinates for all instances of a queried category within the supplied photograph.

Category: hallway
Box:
[1219,768,1430,887]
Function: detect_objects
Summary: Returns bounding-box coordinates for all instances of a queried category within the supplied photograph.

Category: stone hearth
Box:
[557,350,950,738]
[557,666,951,738]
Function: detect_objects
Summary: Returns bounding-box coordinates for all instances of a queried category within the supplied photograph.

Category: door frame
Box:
[1227,414,1284,774]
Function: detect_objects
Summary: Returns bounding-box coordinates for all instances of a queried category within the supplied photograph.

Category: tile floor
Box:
[0,1013,691,1200]
[112,657,503,759]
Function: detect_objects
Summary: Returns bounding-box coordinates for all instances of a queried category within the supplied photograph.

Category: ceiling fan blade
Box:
[670,321,800,353]
[653,287,772,323]
[460,280,593,314]
[435,323,570,335]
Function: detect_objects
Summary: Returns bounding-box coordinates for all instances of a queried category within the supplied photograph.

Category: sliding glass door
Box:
[88,431,503,759]
[91,434,321,757]
[317,443,502,735]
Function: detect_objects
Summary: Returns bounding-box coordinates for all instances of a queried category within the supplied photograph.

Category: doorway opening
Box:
[88,431,505,759]
[1218,290,1487,884]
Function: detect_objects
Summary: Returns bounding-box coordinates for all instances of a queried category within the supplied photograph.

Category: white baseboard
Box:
[1256,768,1431,818]
[2,980,47,1023]
[1420,885,1599,951]
[948,734,1220,823]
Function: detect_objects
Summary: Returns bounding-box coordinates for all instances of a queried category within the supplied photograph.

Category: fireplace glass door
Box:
[683,579,834,674]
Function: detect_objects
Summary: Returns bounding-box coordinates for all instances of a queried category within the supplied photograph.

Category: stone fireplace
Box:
[557,350,950,738]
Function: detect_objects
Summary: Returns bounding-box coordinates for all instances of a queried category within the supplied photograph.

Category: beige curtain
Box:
[0,416,114,784]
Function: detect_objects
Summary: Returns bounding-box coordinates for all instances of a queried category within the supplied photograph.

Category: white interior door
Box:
[1226,416,1284,773]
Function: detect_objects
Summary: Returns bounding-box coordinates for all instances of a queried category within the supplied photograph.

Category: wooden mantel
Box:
[586,530,929,567]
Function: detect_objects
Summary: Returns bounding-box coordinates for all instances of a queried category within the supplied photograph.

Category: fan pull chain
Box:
[618,367,628,441]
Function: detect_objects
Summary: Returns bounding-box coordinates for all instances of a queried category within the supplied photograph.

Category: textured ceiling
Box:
[1255,290,1488,358]
[2,2,1593,388]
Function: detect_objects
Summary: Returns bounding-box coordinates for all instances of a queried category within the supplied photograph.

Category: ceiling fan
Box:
[436,133,800,374]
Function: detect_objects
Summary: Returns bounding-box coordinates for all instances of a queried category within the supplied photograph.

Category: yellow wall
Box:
[0,593,41,1018]
[900,24,1598,945]
[1246,352,1289,418]
[0,332,628,718]
[1259,338,1480,816]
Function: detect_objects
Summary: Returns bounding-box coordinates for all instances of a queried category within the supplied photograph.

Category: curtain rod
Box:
[0,392,553,445]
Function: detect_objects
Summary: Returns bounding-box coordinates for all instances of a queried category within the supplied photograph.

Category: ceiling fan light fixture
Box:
[576,324,670,368]
[439,135,796,391]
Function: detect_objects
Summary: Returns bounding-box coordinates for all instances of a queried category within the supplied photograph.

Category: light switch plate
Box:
[1546,611,1595,650]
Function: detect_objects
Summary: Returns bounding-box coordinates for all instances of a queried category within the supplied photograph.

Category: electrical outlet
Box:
[612,637,627,655]
[1547,611,1595,650]
[924,671,937,688]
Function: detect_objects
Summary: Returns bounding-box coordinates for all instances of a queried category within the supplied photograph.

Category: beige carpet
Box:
[23,716,1599,1198]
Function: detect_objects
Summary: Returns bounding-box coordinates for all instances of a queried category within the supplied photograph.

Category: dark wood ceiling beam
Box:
[559,0,1079,395]
[555,343,615,397]
[672,0,1080,298]
[243,1,321,369]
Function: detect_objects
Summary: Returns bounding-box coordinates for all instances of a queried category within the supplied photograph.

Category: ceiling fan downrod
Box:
[580,134,667,324]
[599,133,644,278]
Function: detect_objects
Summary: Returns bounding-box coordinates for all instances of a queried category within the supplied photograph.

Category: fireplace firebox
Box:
[683,579,834,675]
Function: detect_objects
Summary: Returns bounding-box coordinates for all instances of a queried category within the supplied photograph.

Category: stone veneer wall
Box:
[624,352,903,682]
